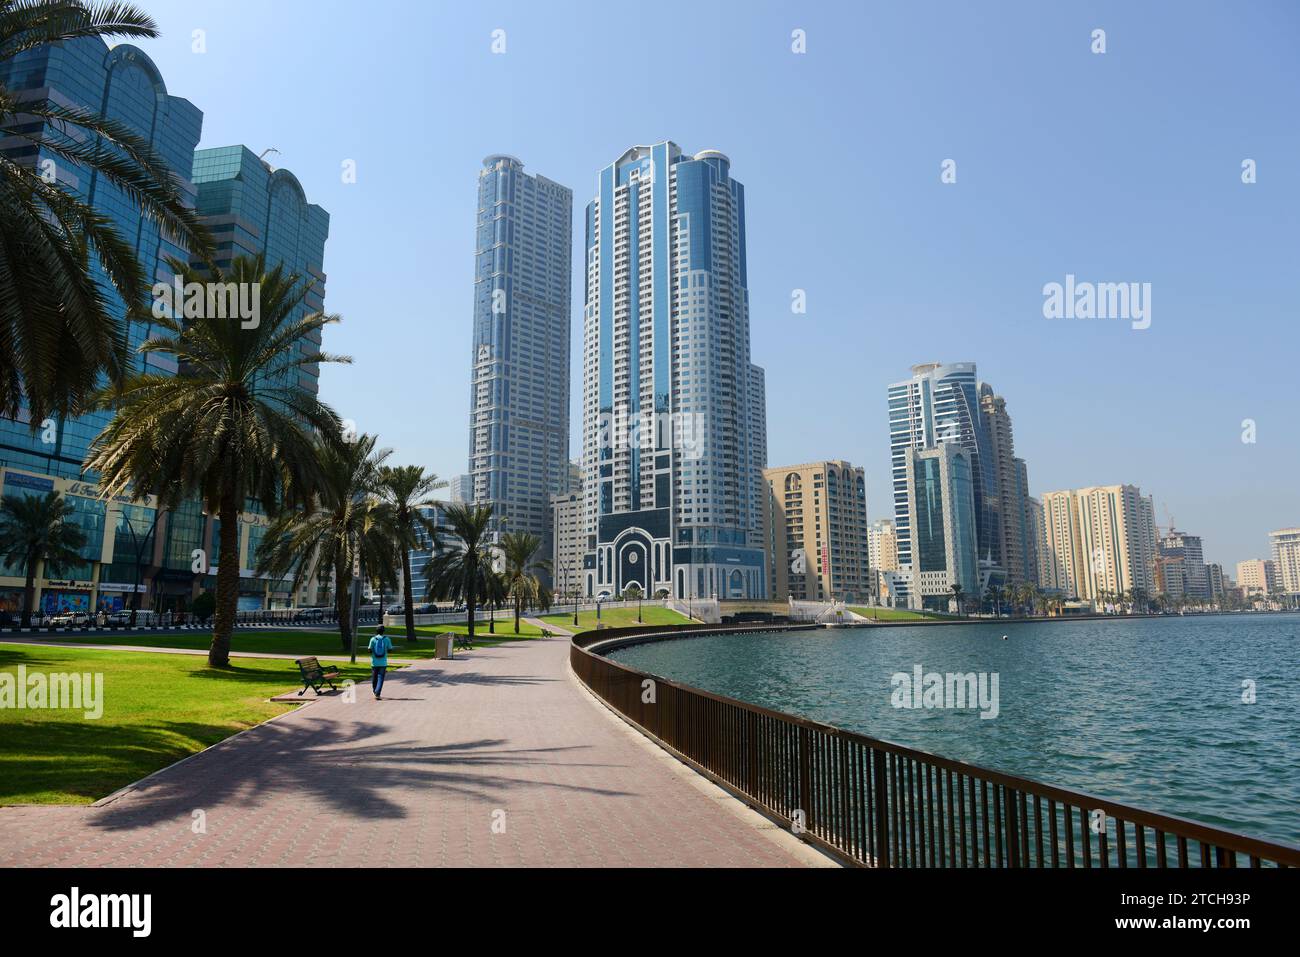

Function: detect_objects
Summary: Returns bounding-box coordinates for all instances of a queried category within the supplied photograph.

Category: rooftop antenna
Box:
[258,147,281,170]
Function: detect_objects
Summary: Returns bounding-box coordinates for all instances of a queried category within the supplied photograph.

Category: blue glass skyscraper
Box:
[582,143,767,600]
[0,39,201,619]
[0,39,202,477]
[888,361,1000,604]
[193,145,331,397]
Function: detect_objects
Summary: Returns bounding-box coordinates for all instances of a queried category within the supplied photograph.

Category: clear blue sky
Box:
[136,0,1298,570]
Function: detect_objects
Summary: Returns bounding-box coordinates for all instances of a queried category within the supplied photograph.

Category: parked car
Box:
[48,612,89,627]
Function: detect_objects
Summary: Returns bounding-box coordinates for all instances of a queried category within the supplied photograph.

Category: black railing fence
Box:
[572,625,1300,869]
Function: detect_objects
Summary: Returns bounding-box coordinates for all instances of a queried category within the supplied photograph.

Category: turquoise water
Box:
[608,613,1300,846]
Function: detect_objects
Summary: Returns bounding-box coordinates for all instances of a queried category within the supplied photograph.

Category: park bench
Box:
[455,634,474,650]
[295,656,340,696]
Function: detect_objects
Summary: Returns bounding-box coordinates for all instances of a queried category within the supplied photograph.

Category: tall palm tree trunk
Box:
[209,493,240,667]
[335,559,352,653]
[21,555,36,629]
[466,579,476,642]
[402,548,416,643]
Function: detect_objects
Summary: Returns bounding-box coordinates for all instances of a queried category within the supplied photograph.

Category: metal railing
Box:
[572,625,1300,869]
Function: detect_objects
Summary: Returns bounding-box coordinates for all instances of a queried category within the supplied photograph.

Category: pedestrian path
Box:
[0,634,819,867]
[0,637,405,663]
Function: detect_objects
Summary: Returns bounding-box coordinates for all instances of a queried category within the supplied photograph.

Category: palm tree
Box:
[0,0,215,424]
[483,565,506,635]
[84,254,349,667]
[256,434,397,659]
[423,503,495,643]
[950,583,964,616]
[0,491,88,627]
[499,531,552,634]
[378,465,444,643]
[985,583,1001,617]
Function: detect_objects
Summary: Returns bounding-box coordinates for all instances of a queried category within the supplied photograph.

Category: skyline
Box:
[109,0,1299,570]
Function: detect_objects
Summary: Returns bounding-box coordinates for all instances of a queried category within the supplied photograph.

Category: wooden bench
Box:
[295,656,340,696]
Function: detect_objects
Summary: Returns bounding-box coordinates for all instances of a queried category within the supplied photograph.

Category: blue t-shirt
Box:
[368,634,392,666]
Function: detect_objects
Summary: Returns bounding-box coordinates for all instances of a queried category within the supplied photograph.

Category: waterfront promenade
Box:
[0,633,821,868]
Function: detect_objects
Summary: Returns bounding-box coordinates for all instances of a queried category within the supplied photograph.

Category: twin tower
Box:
[470,143,767,600]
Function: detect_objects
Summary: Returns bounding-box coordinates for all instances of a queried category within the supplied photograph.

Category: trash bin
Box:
[434,634,454,659]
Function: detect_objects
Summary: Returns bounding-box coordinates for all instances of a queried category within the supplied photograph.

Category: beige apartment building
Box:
[1269,528,1300,598]
[764,461,870,603]
[1236,558,1279,597]
[551,492,584,598]
[1038,484,1158,601]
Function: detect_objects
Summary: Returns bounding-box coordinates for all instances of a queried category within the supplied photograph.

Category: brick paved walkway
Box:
[0,635,816,867]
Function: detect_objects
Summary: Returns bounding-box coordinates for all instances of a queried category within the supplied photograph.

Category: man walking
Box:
[368,625,393,699]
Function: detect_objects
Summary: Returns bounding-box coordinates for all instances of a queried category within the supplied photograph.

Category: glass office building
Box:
[888,361,1000,603]
[903,444,979,611]
[0,42,329,617]
[193,145,331,397]
[582,143,767,600]
[470,155,572,570]
[0,38,202,478]
[0,39,202,618]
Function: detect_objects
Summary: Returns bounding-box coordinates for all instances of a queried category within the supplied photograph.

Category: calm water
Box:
[609,614,1300,845]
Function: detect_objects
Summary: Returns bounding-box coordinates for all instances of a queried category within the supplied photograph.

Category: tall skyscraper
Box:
[764,461,870,602]
[0,39,202,478]
[1269,528,1300,600]
[582,143,766,600]
[888,362,999,602]
[1039,485,1157,602]
[1025,494,1046,587]
[192,146,331,397]
[902,444,980,610]
[980,385,1035,585]
[469,155,572,561]
[0,39,202,620]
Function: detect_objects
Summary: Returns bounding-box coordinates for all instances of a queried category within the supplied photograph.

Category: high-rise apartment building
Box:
[902,444,980,610]
[1206,563,1226,602]
[1236,558,1278,597]
[764,462,870,602]
[551,492,584,598]
[888,362,999,603]
[581,143,767,600]
[1158,529,1209,600]
[868,518,899,605]
[980,385,1035,585]
[469,155,572,563]
[1039,485,1157,602]
[447,474,473,504]
[1269,528,1300,598]
[868,519,899,573]
[1026,495,1047,587]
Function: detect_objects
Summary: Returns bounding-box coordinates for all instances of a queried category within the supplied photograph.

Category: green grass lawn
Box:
[847,605,949,621]
[7,619,547,660]
[539,606,694,631]
[0,645,373,805]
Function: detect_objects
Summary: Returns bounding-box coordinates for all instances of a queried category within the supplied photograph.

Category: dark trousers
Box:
[371,665,387,695]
